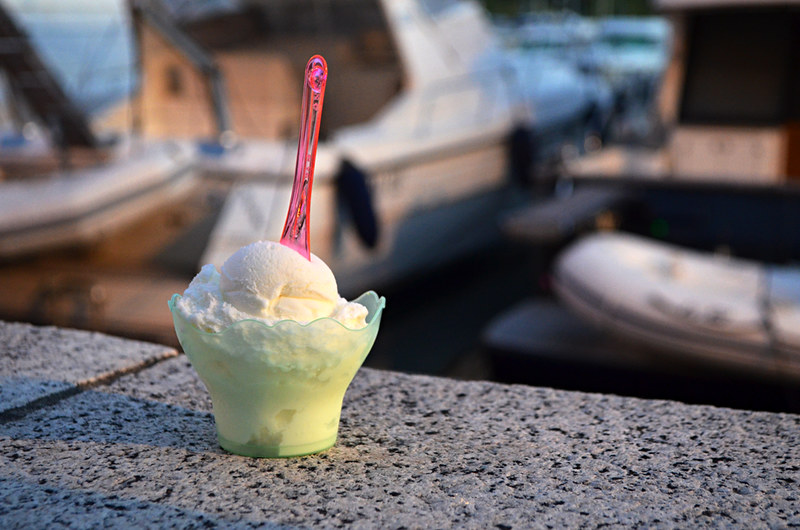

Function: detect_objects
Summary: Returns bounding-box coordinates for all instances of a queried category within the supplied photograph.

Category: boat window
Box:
[679,8,800,126]
[165,64,183,96]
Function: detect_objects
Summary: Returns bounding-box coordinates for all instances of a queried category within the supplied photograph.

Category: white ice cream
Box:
[175,240,368,331]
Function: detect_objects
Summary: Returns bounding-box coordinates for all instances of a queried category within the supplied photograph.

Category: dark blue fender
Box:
[508,125,535,186]
[336,159,379,248]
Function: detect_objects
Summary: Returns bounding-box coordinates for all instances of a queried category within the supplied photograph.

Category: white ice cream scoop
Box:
[220,240,339,323]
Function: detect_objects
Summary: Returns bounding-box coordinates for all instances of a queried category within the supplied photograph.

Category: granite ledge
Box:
[0,321,177,415]
[1,322,799,528]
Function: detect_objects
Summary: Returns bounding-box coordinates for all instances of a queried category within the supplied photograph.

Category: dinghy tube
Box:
[552,232,800,382]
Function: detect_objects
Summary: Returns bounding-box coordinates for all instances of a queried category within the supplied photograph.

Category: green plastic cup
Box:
[168,291,385,458]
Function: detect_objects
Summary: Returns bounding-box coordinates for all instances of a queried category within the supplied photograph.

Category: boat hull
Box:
[200,131,518,294]
[0,140,196,258]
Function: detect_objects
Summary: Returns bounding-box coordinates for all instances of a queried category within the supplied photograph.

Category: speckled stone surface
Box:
[0,321,177,414]
[1,323,799,528]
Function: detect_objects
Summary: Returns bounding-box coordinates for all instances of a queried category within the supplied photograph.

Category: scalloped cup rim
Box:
[168,290,385,335]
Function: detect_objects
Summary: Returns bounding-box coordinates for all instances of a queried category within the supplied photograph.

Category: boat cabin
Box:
[658,0,800,183]
[128,0,405,142]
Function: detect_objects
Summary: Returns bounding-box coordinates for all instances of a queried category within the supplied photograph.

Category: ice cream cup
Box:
[168,291,385,458]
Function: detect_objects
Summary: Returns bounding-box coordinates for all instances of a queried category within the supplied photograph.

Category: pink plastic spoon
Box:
[280,55,328,261]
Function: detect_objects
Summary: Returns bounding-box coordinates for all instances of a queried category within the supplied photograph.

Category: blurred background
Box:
[1,0,798,412]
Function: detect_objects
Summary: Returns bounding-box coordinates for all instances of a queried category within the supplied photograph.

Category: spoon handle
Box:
[280,55,328,261]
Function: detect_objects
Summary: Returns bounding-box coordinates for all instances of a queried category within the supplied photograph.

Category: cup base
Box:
[217,433,337,458]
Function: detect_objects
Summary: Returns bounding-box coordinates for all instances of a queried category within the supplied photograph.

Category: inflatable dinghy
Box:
[553,232,800,383]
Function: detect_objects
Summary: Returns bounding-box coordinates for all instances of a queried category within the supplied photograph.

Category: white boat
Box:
[124,0,573,293]
[553,231,800,383]
[0,2,197,259]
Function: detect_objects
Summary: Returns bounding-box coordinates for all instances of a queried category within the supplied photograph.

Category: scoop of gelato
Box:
[175,240,368,331]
